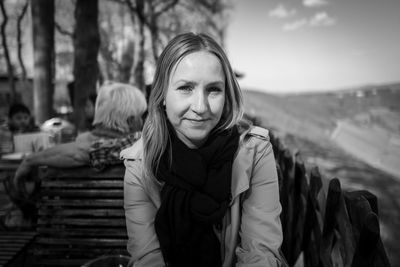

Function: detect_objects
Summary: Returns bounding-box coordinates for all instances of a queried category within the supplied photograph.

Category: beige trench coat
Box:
[121,126,284,267]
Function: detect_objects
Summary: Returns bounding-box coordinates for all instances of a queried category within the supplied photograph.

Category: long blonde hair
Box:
[142,32,244,181]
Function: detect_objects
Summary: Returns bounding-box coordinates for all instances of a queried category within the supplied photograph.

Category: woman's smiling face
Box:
[165,51,226,148]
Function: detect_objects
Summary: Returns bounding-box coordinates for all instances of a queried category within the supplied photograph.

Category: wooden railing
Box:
[269,132,391,267]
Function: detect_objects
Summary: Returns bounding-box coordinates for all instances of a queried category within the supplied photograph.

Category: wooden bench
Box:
[0,231,36,267]
[0,159,37,267]
[29,165,128,267]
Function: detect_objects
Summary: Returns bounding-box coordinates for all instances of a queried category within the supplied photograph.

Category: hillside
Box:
[243,84,400,177]
[242,83,400,266]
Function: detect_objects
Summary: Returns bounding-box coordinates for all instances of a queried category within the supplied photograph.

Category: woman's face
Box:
[165,51,225,148]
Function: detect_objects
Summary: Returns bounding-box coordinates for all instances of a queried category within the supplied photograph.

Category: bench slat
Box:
[40,199,124,207]
[38,217,126,227]
[41,180,123,188]
[30,258,94,266]
[41,167,125,179]
[37,227,126,237]
[40,189,123,197]
[35,237,126,246]
[38,208,124,217]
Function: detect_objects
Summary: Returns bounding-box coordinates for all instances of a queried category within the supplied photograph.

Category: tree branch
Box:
[197,0,222,14]
[154,0,179,17]
[123,0,137,14]
[17,1,29,80]
[55,21,73,37]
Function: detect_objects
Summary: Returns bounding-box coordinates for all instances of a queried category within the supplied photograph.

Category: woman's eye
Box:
[177,85,192,92]
[209,87,222,93]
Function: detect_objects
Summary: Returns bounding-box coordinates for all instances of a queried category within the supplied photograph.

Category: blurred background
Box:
[0,0,399,265]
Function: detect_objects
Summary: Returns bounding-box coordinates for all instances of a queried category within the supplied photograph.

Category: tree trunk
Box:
[117,38,135,83]
[149,17,160,63]
[73,0,100,132]
[132,0,145,92]
[0,1,16,103]
[31,0,55,124]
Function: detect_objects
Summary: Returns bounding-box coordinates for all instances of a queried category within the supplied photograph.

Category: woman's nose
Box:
[191,90,208,114]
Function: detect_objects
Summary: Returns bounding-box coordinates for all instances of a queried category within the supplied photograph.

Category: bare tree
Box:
[145,0,179,62]
[99,25,118,81]
[161,0,231,46]
[98,0,230,95]
[31,0,55,124]
[0,0,16,102]
[112,0,179,91]
[73,0,100,131]
[121,0,146,92]
[16,0,28,83]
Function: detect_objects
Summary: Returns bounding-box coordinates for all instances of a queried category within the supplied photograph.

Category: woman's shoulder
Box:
[120,137,143,161]
[240,125,271,149]
[121,143,145,186]
[236,125,274,164]
[243,125,270,140]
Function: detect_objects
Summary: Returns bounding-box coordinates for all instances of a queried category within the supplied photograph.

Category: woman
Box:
[122,33,285,267]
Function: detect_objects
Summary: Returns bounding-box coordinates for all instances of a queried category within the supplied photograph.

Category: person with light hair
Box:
[11,82,147,200]
[121,33,286,267]
[76,82,147,143]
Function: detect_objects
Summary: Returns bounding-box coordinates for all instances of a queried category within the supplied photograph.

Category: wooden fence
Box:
[269,132,391,267]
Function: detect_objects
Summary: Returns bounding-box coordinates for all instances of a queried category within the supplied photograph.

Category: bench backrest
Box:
[32,165,127,267]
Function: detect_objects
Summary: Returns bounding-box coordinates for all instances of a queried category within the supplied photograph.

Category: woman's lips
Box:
[185,118,210,125]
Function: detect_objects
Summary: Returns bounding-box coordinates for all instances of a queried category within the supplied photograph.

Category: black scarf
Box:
[154,124,240,267]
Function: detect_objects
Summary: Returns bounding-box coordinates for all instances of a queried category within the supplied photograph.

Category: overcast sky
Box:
[226,0,400,93]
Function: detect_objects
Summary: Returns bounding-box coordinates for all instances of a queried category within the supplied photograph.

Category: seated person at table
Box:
[1,103,52,154]
[11,82,147,198]
[8,103,40,134]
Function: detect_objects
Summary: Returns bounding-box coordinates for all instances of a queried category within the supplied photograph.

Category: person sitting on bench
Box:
[10,82,147,200]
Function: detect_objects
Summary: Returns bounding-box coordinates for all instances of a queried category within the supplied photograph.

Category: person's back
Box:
[8,82,147,228]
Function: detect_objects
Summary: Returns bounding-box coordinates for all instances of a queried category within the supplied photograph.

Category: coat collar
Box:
[120,137,143,160]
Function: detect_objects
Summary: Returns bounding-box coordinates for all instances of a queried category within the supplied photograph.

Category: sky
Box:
[226,0,400,93]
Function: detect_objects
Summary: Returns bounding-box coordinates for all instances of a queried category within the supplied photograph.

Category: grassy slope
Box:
[242,84,400,266]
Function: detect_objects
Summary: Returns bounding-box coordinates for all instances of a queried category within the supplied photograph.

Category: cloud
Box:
[309,12,336,26]
[282,12,336,31]
[269,4,296,19]
[283,19,308,31]
[303,0,329,7]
